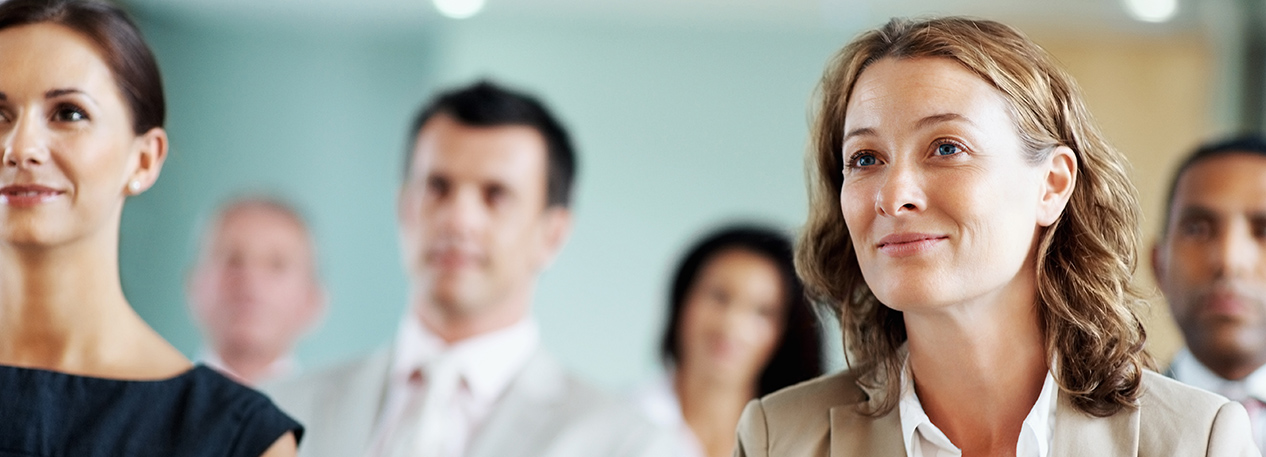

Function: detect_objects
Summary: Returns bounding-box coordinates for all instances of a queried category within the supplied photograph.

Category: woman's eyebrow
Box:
[45,88,98,107]
[844,113,976,143]
[916,112,973,129]
[45,88,86,98]
[843,126,875,143]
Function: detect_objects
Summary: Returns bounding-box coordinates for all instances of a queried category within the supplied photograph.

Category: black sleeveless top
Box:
[0,364,303,457]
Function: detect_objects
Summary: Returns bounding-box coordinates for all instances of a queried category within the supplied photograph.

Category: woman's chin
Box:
[873,290,953,314]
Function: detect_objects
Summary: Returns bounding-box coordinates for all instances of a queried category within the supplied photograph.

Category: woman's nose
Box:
[874,163,926,217]
[2,115,50,168]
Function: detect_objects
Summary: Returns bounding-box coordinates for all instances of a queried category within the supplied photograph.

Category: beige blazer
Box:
[735,369,1259,457]
[265,347,672,457]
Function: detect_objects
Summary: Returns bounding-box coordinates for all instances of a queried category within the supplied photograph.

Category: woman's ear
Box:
[1037,146,1077,227]
[125,127,169,196]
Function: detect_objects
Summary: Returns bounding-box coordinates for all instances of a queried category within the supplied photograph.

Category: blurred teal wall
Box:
[122,8,436,366]
[120,9,850,389]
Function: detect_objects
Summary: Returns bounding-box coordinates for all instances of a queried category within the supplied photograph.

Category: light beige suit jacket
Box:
[265,347,672,457]
[735,369,1259,457]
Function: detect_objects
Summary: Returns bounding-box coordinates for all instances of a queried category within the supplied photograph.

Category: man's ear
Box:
[1150,241,1166,285]
[1037,146,1077,227]
[301,281,329,336]
[396,186,409,225]
[126,127,169,195]
[185,266,202,316]
[537,207,573,269]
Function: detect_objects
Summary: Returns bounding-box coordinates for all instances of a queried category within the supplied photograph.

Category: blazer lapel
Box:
[1050,389,1138,457]
[330,347,391,457]
[466,350,565,457]
[829,380,905,457]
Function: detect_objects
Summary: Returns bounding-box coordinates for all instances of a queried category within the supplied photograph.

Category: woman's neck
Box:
[675,367,755,457]
[902,275,1049,455]
[0,230,187,378]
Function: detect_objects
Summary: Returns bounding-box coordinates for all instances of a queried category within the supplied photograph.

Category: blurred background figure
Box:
[1154,136,1266,450]
[188,196,325,386]
[267,81,670,457]
[635,225,822,457]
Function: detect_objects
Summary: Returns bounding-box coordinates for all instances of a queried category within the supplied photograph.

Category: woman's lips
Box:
[876,232,948,257]
[0,185,65,207]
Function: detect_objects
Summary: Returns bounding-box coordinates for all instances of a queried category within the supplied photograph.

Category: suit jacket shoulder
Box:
[736,369,1260,457]
[735,370,903,457]
[1136,371,1258,457]
[262,347,391,457]
[469,351,673,457]
[748,369,867,443]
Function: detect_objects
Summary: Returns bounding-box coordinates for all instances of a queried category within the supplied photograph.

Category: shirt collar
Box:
[896,357,1057,457]
[636,369,685,427]
[1171,347,1266,403]
[391,314,540,402]
[898,364,958,455]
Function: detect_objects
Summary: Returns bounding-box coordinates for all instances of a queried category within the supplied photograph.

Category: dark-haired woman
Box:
[0,1,300,455]
[634,225,822,457]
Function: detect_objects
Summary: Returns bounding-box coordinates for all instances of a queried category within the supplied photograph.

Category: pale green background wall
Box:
[121,8,433,368]
[119,7,850,388]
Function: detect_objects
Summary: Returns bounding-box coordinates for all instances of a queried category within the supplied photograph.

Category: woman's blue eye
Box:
[853,154,877,167]
[936,143,960,156]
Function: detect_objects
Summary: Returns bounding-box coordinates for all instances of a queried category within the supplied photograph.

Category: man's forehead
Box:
[206,204,313,258]
[411,118,548,182]
[219,204,306,234]
[1174,153,1266,208]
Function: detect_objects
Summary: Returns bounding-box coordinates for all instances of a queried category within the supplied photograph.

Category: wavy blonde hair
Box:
[797,17,1153,417]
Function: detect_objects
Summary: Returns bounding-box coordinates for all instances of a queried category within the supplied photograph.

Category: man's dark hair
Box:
[659,224,824,397]
[1161,134,1266,236]
[405,80,577,208]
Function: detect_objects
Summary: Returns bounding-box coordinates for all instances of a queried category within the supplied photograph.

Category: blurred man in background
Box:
[1154,135,1266,450]
[267,80,668,457]
[189,196,325,386]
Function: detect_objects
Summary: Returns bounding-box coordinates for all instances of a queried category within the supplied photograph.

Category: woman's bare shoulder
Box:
[258,432,297,457]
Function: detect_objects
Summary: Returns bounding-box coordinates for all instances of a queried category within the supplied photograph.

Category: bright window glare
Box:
[434,0,485,19]
[1123,0,1178,23]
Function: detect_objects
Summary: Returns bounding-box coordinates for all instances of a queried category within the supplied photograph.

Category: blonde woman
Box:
[735,17,1258,456]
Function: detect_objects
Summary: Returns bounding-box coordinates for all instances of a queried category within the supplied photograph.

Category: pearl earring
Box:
[128,180,141,194]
